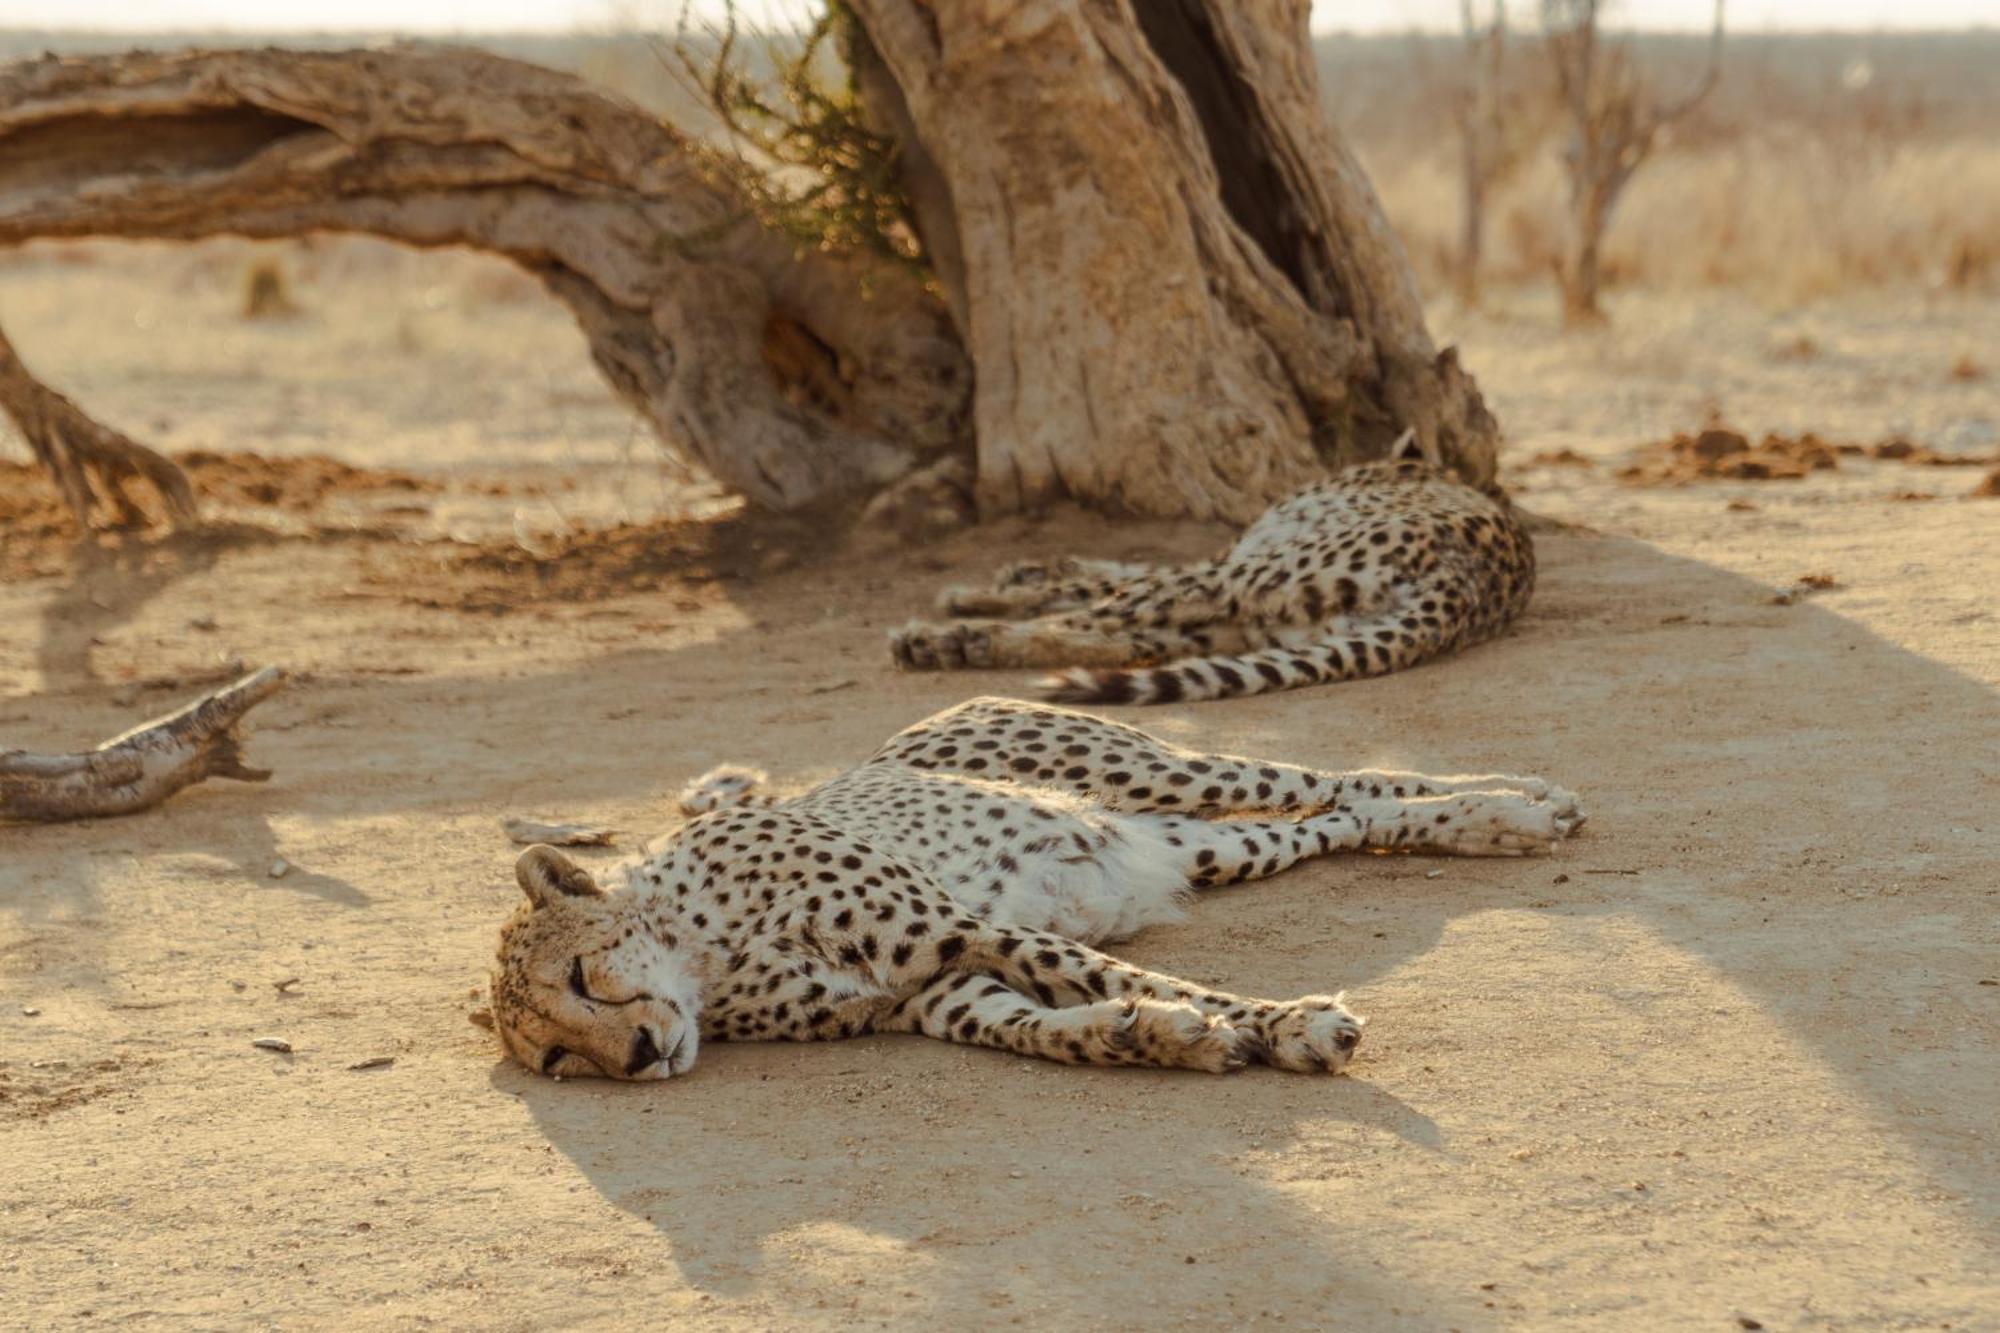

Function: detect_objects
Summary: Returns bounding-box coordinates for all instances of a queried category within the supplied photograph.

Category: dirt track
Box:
[2,241,1997,1328]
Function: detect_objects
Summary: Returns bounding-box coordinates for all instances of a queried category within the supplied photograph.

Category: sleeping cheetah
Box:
[889,455,1533,704]
[490,697,1583,1081]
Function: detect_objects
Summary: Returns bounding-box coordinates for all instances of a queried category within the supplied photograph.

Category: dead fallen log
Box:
[0,47,967,517]
[1,666,285,822]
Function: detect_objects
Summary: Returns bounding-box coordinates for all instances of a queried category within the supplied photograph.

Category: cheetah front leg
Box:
[675,765,777,815]
[936,558,1164,618]
[889,612,1251,672]
[967,926,1364,1074]
[878,972,1252,1073]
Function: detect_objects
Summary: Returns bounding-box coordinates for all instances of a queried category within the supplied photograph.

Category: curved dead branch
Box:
[1,666,286,822]
[0,46,970,513]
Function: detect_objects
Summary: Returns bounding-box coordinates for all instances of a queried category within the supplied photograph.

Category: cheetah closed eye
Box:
[489,697,1585,1081]
[889,453,1535,704]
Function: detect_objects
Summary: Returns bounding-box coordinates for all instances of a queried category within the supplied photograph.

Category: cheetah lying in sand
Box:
[490,698,1583,1081]
[890,456,1533,704]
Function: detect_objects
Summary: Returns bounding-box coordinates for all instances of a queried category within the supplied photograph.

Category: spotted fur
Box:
[889,459,1534,704]
[490,698,1584,1081]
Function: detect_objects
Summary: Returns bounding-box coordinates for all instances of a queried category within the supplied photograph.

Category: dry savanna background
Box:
[2,17,1998,1331]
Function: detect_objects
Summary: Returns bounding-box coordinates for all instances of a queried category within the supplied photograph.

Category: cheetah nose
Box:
[625,1025,664,1076]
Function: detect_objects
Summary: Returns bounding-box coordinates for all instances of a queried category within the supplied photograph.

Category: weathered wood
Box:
[501,817,618,847]
[0,46,969,514]
[0,320,198,529]
[848,0,1500,522]
[0,23,1502,527]
[1,666,285,822]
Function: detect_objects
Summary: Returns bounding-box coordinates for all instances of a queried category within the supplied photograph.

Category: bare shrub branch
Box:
[1542,0,1727,323]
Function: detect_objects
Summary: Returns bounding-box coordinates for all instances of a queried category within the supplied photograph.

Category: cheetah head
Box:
[490,846,702,1082]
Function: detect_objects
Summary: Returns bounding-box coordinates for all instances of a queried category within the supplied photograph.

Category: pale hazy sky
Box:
[0,0,1987,31]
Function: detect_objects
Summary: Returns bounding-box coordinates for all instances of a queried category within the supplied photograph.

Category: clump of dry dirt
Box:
[0,450,764,608]
[3,452,443,579]
[408,506,833,610]
[412,519,724,610]
[175,449,435,510]
[0,1055,155,1124]
[1619,426,1998,485]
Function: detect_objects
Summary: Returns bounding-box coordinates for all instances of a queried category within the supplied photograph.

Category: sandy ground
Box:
[2,240,1998,1330]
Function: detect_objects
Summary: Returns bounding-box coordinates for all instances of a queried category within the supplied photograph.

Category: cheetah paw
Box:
[1120,1000,1255,1074]
[1418,790,1586,857]
[675,765,768,816]
[1544,785,1587,835]
[1251,995,1365,1074]
[888,620,999,671]
[1453,775,1585,830]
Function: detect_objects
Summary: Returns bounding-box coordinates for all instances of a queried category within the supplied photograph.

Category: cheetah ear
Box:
[516,845,604,907]
[1388,427,1427,463]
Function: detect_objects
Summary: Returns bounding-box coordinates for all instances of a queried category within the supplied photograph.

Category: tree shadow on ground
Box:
[4,521,1997,1317]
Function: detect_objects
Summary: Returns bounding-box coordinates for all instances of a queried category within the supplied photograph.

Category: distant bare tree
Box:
[1542,0,1724,324]
[1451,0,1510,307]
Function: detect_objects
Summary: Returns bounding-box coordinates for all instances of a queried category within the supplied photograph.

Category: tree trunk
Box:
[0,19,1499,528]
[0,47,968,515]
[1457,149,1487,309]
[1559,176,1617,327]
[851,0,1498,521]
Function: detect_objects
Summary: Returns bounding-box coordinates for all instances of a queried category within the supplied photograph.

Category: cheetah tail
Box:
[1035,617,1454,706]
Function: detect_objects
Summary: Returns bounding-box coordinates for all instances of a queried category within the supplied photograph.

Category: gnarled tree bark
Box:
[1,9,1499,528]
[849,0,1499,521]
[0,46,968,516]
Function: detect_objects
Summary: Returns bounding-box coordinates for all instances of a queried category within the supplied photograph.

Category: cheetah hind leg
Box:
[1344,788,1586,856]
[675,765,774,816]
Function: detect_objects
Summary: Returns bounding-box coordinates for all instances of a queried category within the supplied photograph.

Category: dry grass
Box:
[1336,31,2000,304]
[1375,135,2000,302]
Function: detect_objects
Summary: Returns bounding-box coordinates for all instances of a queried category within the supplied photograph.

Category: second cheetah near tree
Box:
[889,456,1534,704]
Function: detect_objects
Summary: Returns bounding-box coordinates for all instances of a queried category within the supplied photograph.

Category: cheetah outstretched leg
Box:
[889,613,1250,672]
[878,972,1252,1072]
[870,697,1584,825]
[901,558,1235,664]
[936,558,1164,618]
[964,924,1364,1074]
[1143,789,1581,879]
